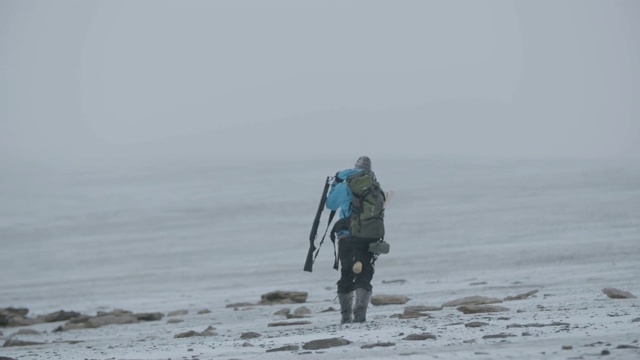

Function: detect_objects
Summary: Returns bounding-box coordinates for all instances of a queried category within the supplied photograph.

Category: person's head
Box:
[354,156,372,171]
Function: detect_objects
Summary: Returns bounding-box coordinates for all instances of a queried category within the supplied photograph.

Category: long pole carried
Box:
[303,176,331,272]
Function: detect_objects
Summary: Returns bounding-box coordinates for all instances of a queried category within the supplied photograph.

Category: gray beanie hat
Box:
[354,156,372,171]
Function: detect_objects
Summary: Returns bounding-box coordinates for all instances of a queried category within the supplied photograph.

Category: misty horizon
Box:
[1,0,638,168]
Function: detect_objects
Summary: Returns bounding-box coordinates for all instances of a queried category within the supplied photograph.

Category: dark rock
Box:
[370,295,409,306]
[52,340,83,345]
[37,310,81,323]
[0,308,35,327]
[482,333,516,339]
[601,349,610,355]
[266,345,299,352]
[0,356,19,360]
[504,290,539,301]
[602,288,636,299]
[60,313,136,330]
[175,332,202,339]
[470,282,487,286]
[0,308,28,317]
[135,312,164,321]
[320,307,337,313]
[458,305,510,314]
[55,310,163,331]
[362,342,395,349]
[302,337,351,350]
[167,319,184,324]
[286,314,308,319]
[631,318,640,322]
[3,339,46,347]
[260,291,308,304]
[267,321,311,327]
[240,332,261,340]
[562,345,573,350]
[465,321,489,328]
[617,345,639,349]
[443,296,503,307]
[242,342,254,347]
[197,309,211,314]
[225,302,255,308]
[403,333,436,341]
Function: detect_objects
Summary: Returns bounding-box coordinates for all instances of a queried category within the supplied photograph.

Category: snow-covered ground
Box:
[1,157,639,359]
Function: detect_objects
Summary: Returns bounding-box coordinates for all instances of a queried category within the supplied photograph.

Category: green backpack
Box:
[347,170,386,239]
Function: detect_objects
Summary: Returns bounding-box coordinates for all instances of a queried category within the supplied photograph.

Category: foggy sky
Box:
[1,0,638,167]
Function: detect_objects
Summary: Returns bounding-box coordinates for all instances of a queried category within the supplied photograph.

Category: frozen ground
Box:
[1,157,639,359]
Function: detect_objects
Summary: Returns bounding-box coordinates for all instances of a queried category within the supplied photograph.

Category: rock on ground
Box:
[294,306,311,315]
[457,305,510,314]
[504,290,539,301]
[240,332,261,339]
[465,321,489,328]
[54,309,164,331]
[442,295,503,307]
[1,308,81,327]
[302,337,351,350]
[403,333,437,341]
[602,288,636,299]
[370,294,409,305]
[266,345,299,352]
[174,326,217,338]
[260,291,308,304]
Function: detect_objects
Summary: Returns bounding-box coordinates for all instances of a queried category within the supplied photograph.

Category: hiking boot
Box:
[338,291,354,324]
[353,288,371,323]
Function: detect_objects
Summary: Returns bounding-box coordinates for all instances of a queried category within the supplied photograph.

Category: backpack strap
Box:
[312,210,336,264]
[330,217,349,271]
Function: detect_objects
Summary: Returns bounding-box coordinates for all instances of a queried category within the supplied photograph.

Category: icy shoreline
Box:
[2,158,639,359]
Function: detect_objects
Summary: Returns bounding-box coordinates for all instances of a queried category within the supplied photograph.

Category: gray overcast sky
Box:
[1,0,638,167]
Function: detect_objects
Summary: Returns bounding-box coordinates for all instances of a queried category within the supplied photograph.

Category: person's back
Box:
[326,156,385,324]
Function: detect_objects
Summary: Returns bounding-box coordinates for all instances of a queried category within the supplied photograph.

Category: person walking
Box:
[326,156,385,324]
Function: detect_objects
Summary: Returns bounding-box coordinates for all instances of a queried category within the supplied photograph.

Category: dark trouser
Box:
[337,236,378,294]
